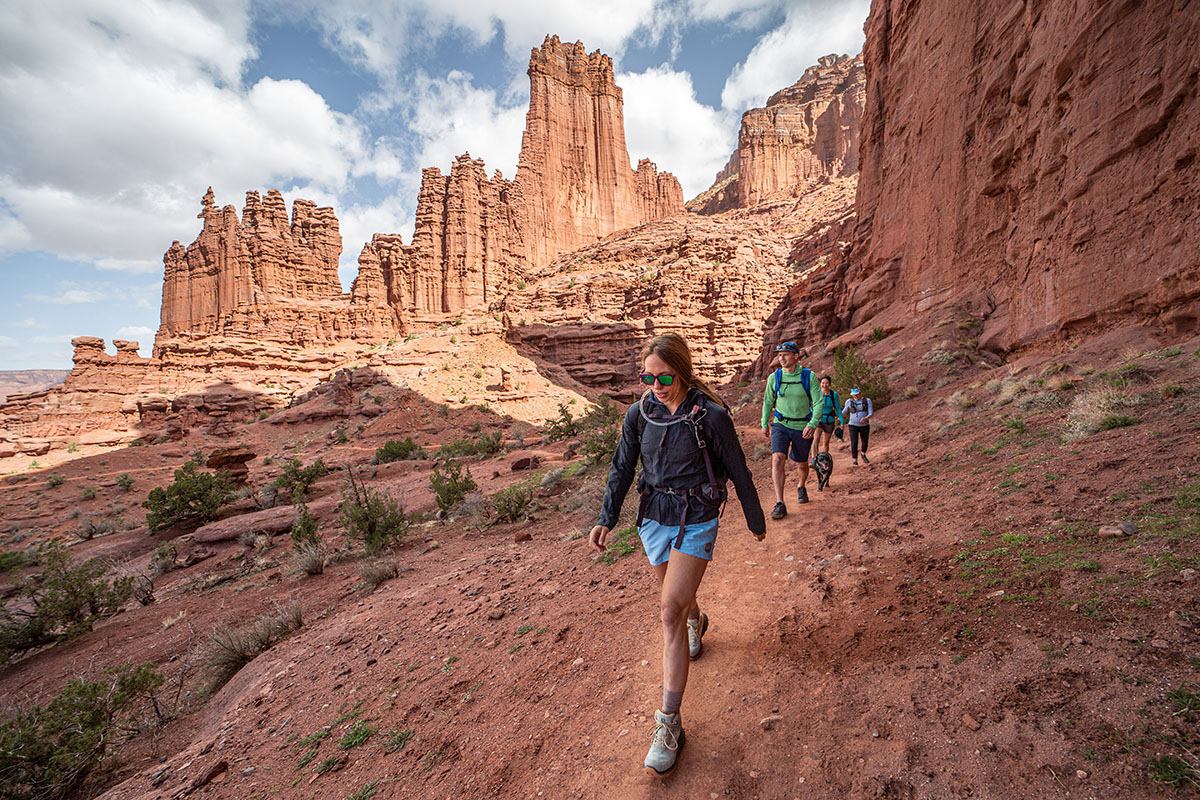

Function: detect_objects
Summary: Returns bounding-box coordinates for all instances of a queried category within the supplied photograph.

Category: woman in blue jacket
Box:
[589,333,765,778]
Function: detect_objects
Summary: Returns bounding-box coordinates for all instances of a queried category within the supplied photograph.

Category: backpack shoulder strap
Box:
[800,367,811,393]
[773,368,782,395]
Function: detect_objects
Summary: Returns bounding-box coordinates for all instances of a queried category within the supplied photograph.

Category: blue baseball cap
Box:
[850,387,861,395]
[775,341,799,354]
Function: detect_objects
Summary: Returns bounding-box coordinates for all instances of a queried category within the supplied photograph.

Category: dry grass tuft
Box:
[1063,387,1140,440]
[200,601,303,689]
[293,543,327,576]
[358,560,399,592]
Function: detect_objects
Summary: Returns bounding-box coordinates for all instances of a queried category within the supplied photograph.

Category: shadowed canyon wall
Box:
[846,0,1199,350]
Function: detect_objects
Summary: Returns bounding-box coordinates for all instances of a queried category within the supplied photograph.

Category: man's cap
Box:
[775,341,799,354]
[850,387,861,395]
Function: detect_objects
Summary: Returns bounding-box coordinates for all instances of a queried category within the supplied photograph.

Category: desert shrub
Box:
[1016,391,1063,411]
[922,342,957,365]
[74,516,115,541]
[903,386,919,399]
[115,473,135,491]
[289,504,320,549]
[1063,388,1140,441]
[581,425,621,465]
[430,460,477,512]
[580,394,623,429]
[80,486,97,500]
[540,468,565,489]
[374,437,423,463]
[358,560,398,592]
[200,602,303,690]
[293,543,327,576]
[947,390,975,410]
[491,485,532,523]
[833,345,891,408]
[46,475,64,489]
[341,470,409,553]
[545,402,581,442]
[0,541,134,666]
[273,458,329,503]
[0,550,26,574]
[870,326,888,342]
[0,662,163,800]
[437,431,503,458]
[142,458,233,532]
[148,542,177,577]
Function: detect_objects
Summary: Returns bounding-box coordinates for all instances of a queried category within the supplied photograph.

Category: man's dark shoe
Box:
[770,501,787,520]
[861,453,870,465]
[797,485,809,504]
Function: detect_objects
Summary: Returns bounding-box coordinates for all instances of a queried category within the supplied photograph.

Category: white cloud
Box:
[721,1,869,112]
[114,326,154,341]
[0,1,369,270]
[11,318,44,329]
[27,282,114,305]
[619,66,738,199]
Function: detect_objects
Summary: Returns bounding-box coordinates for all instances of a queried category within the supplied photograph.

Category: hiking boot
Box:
[687,613,708,659]
[644,710,685,777]
[852,459,858,466]
[770,501,787,520]
[861,454,870,465]
[797,485,809,504]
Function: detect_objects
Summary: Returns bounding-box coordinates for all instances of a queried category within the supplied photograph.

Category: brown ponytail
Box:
[639,333,725,408]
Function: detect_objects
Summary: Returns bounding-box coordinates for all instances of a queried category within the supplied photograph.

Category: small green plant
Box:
[148,542,177,577]
[1005,418,1027,432]
[339,720,374,750]
[1149,754,1198,788]
[274,458,330,502]
[491,484,532,523]
[870,326,887,342]
[384,728,415,753]
[340,469,409,553]
[142,458,234,531]
[516,280,527,290]
[335,427,349,444]
[0,662,163,799]
[314,755,341,775]
[80,486,97,500]
[115,473,134,491]
[290,503,321,549]
[348,781,379,800]
[66,441,78,453]
[1098,414,1138,431]
[430,460,477,512]
[0,551,26,574]
[581,425,620,465]
[437,431,503,458]
[421,746,447,772]
[46,475,64,489]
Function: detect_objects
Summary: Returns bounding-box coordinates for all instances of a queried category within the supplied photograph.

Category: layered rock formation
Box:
[0,370,68,405]
[158,189,400,347]
[690,55,864,215]
[501,177,858,395]
[362,36,684,317]
[846,0,1200,350]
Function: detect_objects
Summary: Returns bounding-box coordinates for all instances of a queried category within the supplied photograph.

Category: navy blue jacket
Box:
[597,388,766,536]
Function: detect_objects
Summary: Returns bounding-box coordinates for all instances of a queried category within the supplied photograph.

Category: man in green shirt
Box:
[761,341,825,519]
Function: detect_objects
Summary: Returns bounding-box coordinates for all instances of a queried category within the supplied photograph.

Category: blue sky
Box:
[0,0,868,371]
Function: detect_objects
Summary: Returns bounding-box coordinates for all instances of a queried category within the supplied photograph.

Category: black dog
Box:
[813,452,834,491]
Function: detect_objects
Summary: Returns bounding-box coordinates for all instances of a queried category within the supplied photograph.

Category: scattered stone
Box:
[487,609,505,620]
[1117,521,1138,535]
[1181,569,1196,582]
[513,530,532,543]
[1076,770,1088,779]
[1150,639,1169,649]
[572,657,584,667]
[188,761,228,792]
[511,455,539,471]
[1098,524,1132,538]
[759,715,783,730]
[962,714,981,731]
[987,590,1005,598]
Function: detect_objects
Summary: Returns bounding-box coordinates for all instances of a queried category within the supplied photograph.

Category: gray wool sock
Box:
[662,690,683,716]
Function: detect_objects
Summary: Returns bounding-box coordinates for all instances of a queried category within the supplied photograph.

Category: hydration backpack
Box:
[771,367,813,424]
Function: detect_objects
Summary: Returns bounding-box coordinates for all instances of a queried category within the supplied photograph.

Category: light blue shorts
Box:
[639,517,718,566]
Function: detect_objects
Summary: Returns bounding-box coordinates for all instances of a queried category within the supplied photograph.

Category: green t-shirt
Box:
[761,367,824,431]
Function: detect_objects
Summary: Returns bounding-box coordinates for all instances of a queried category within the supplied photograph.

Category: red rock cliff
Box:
[159,189,399,346]
[366,35,685,317]
[849,0,1200,349]
[690,55,865,214]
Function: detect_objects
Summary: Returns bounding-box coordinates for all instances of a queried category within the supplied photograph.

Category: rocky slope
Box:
[844,0,1200,351]
[0,370,68,404]
[690,54,864,215]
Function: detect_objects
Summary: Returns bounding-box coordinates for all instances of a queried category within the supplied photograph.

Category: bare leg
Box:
[652,551,709,695]
[771,452,786,504]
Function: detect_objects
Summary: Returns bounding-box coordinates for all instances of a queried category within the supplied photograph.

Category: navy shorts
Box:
[639,517,718,566]
[770,422,813,463]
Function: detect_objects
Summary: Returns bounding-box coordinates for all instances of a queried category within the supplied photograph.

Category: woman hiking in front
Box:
[589,333,765,777]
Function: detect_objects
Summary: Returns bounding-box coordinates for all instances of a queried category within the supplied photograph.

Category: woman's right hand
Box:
[588,525,610,552]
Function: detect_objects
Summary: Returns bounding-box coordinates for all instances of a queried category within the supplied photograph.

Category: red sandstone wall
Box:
[850,0,1200,349]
